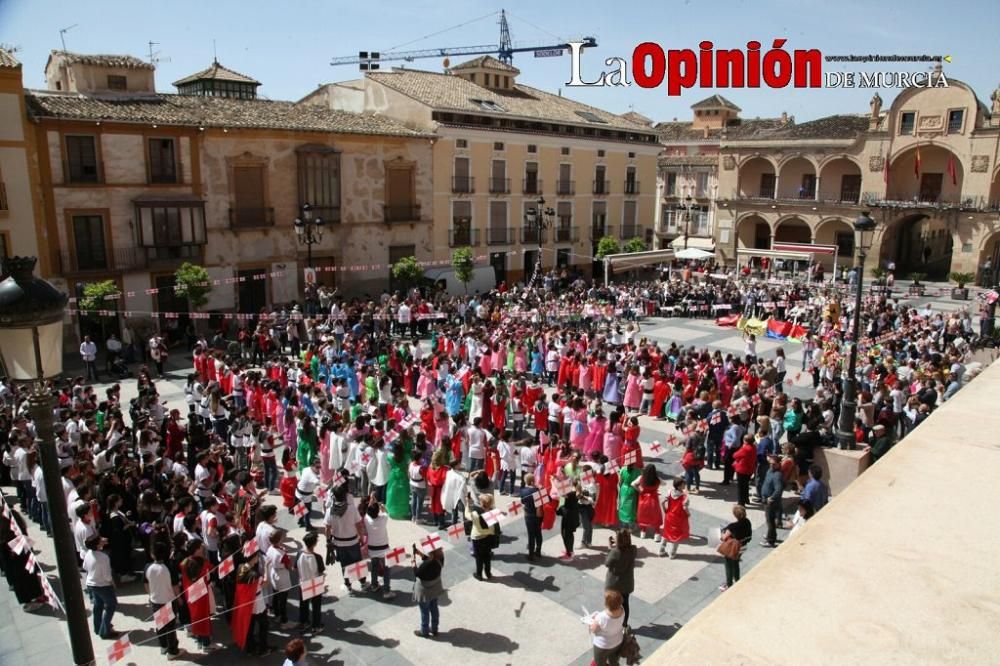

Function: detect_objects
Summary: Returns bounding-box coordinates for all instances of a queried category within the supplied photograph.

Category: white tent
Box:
[676,247,714,260]
[601,248,675,285]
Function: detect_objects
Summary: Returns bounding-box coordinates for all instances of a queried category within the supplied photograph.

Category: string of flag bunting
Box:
[0,490,66,614]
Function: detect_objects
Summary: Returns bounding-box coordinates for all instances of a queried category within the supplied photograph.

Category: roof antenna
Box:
[212,39,218,64]
[59,24,78,52]
[147,41,170,67]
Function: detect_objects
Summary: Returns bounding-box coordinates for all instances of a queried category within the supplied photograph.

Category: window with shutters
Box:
[488,200,509,245]
[296,146,341,223]
[230,165,272,227]
[148,138,178,183]
[71,214,108,270]
[65,135,100,183]
[622,200,638,238]
[490,159,508,193]
[557,163,573,194]
[451,200,475,246]
[556,201,573,242]
[453,157,472,193]
[389,245,416,265]
[523,162,540,195]
[594,165,608,194]
[385,164,417,222]
[592,201,607,239]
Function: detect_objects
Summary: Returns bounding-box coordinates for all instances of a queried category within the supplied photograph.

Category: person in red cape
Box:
[592,454,619,527]
[649,374,670,420]
[232,552,272,656]
[181,539,214,651]
[634,464,663,539]
[659,477,691,558]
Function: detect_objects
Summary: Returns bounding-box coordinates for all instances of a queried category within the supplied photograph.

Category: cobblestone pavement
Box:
[0,310,932,664]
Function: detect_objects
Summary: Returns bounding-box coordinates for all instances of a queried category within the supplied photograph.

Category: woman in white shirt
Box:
[589,589,626,666]
[265,529,294,629]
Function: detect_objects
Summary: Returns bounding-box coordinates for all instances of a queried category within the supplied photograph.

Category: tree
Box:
[78,280,120,344]
[594,236,621,259]
[624,237,647,253]
[174,262,212,310]
[391,256,425,293]
[452,247,474,293]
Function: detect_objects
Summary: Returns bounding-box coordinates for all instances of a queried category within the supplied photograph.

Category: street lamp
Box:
[0,257,95,666]
[676,189,698,250]
[525,196,555,279]
[293,202,325,269]
[835,212,877,450]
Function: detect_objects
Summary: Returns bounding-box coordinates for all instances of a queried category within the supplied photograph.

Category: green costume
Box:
[365,376,378,403]
[297,425,318,469]
[618,466,640,524]
[385,439,413,519]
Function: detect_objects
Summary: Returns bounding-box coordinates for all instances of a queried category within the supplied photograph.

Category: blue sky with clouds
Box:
[2,0,997,123]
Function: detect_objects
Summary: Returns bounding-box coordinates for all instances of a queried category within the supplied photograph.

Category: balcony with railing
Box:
[489,177,510,194]
[384,204,422,223]
[521,225,548,244]
[449,227,480,247]
[554,226,579,243]
[620,224,643,240]
[486,226,514,245]
[556,179,575,196]
[591,222,610,240]
[229,207,275,229]
[452,176,475,194]
[522,178,543,195]
[593,180,610,195]
[624,180,640,195]
[860,192,1000,211]
[58,246,147,274]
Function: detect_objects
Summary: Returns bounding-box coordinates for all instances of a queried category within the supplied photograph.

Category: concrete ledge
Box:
[814,446,871,496]
[648,358,1000,665]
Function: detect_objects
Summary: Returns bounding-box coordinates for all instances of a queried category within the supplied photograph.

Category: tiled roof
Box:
[761,114,869,140]
[658,154,719,167]
[621,110,653,126]
[0,48,21,69]
[25,90,432,138]
[173,59,260,86]
[451,55,520,74]
[655,117,787,143]
[366,68,653,133]
[691,94,741,111]
[48,50,154,70]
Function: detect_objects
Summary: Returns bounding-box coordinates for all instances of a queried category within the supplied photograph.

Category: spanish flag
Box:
[914,147,921,179]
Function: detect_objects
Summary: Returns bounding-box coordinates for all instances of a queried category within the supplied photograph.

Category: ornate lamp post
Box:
[0,257,94,665]
[835,212,876,450]
[293,203,325,269]
[676,190,697,250]
[524,196,555,277]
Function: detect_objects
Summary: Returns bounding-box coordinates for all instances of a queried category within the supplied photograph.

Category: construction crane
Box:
[330,9,596,71]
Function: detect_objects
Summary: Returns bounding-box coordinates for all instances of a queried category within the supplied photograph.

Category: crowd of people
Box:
[0,267,987,665]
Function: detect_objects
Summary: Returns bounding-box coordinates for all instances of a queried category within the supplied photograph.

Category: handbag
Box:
[717,536,742,560]
[618,624,642,665]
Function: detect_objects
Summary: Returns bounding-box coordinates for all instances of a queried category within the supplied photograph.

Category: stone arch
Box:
[817,157,863,203]
[977,227,1000,287]
[776,152,820,171]
[887,143,965,204]
[773,216,812,244]
[814,217,855,260]
[873,212,954,279]
[736,213,772,250]
[989,165,1000,206]
[737,156,777,199]
[777,156,818,200]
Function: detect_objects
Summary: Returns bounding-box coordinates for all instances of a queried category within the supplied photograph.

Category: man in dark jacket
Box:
[518,473,543,560]
[760,455,784,547]
[705,401,729,471]
[867,424,895,461]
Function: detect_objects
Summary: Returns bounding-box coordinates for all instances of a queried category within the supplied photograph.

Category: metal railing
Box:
[593,179,610,195]
[522,178,543,195]
[452,176,475,194]
[229,207,275,229]
[624,180,640,195]
[591,223,610,240]
[384,204,422,223]
[521,226,548,244]
[861,192,1000,211]
[489,177,510,194]
[556,180,575,195]
[487,226,513,245]
[554,226,579,243]
[620,224,643,240]
[59,247,147,273]
[449,228,480,247]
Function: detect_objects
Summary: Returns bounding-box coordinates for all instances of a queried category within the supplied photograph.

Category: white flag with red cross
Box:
[106,634,132,664]
[551,476,574,498]
[482,509,505,526]
[385,546,410,566]
[649,441,664,454]
[7,534,30,555]
[218,555,235,579]
[623,449,638,466]
[445,522,465,540]
[294,503,308,518]
[605,459,620,474]
[153,603,175,630]
[505,500,524,517]
[300,574,325,601]
[581,469,596,486]
[242,537,259,558]
[417,532,445,555]
[345,559,369,582]
[186,576,208,603]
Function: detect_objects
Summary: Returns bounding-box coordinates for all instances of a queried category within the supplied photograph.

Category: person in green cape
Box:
[617,461,640,530]
[385,436,413,519]
[297,412,319,470]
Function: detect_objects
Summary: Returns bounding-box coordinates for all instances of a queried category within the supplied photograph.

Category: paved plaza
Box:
[0,302,975,665]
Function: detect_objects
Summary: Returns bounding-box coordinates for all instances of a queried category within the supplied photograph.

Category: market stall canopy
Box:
[670,236,715,252]
[604,248,674,271]
[675,247,714,260]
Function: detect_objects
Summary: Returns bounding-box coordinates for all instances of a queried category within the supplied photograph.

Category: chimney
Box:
[781,111,788,124]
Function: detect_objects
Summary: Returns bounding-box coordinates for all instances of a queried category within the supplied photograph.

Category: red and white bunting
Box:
[218,555,235,579]
[506,500,523,516]
[417,532,444,554]
[185,576,208,603]
[623,450,638,466]
[153,602,175,630]
[481,509,504,526]
[7,534,30,555]
[605,459,621,474]
[242,537,259,558]
[345,559,369,581]
[385,546,410,566]
[445,522,465,540]
[293,503,308,518]
[106,634,132,665]
[300,574,325,601]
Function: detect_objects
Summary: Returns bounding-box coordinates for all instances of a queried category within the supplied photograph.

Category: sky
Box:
[2,0,999,124]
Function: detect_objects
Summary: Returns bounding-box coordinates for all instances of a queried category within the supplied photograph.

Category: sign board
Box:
[303,267,317,286]
[534,49,564,58]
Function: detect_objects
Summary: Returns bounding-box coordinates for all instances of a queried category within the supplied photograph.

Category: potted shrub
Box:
[908,272,926,297]
[870,267,888,294]
[949,271,975,300]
